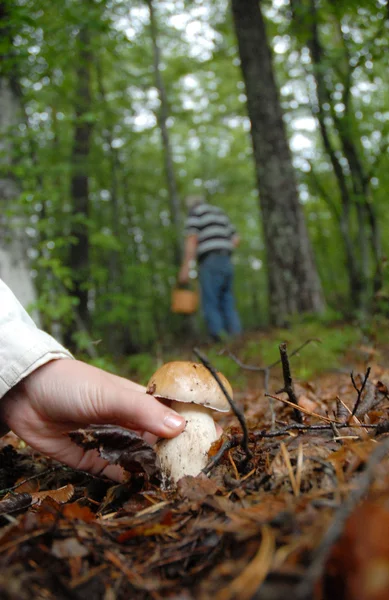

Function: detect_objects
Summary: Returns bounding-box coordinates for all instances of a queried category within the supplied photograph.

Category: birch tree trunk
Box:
[231,0,325,325]
[0,2,40,324]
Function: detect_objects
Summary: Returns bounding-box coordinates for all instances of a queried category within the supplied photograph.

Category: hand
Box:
[0,359,186,481]
[178,264,190,285]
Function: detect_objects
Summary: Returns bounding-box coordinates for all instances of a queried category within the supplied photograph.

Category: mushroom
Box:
[146,361,231,484]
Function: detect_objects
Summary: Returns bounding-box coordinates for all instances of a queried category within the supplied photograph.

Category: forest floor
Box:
[2,321,389,599]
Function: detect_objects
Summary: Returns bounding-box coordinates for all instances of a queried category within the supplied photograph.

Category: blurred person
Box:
[178,195,242,342]
[0,278,186,480]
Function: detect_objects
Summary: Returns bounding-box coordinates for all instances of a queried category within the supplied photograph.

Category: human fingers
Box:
[109,373,146,394]
[19,360,186,439]
[94,383,186,439]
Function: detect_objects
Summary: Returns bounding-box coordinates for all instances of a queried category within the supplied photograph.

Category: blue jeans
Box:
[198,253,241,339]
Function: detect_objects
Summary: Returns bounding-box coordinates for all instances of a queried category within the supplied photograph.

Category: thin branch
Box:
[296,435,389,599]
[276,343,303,423]
[265,423,380,433]
[193,347,252,461]
[221,338,320,429]
[203,437,239,475]
[265,393,339,424]
[203,422,382,474]
[350,367,371,418]
[0,463,114,498]
[366,138,389,182]
[0,466,63,497]
[308,162,341,221]
[221,338,320,378]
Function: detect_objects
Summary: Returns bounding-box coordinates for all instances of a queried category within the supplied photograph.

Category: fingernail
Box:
[164,413,185,430]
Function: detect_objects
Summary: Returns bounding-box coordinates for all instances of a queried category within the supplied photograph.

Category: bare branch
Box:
[193,347,252,461]
[276,342,303,423]
[350,367,371,418]
[203,422,382,474]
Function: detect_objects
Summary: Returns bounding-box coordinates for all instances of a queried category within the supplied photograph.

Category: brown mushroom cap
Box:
[146,361,231,412]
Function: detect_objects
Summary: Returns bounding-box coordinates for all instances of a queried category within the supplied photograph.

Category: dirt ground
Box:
[1,336,389,600]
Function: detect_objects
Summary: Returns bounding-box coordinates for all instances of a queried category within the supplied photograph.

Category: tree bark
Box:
[231,0,324,325]
[68,24,93,330]
[0,0,41,323]
[291,0,383,311]
[147,0,182,267]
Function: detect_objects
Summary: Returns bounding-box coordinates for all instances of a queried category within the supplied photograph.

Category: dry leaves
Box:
[1,348,389,599]
[69,425,160,477]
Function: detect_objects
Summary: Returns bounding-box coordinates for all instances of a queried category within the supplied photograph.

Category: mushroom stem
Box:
[156,401,217,483]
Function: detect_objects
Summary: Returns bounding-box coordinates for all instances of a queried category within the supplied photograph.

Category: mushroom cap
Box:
[146,361,231,412]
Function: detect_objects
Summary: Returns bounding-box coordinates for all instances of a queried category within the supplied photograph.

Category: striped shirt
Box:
[185,203,237,260]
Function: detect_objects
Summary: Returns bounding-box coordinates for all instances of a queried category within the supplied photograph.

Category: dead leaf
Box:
[31,484,75,505]
[376,381,389,396]
[215,525,275,600]
[13,478,39,494]
[324,499,389,600]
[298,395,318,413]
[117,510,174,542]
[177,475,219,501]
[69,425,160,477]
[62,502,95,522]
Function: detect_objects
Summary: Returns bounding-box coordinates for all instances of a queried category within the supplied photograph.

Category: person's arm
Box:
[232,234,240,248]
[178,234,198,284]
[0,279,185,480]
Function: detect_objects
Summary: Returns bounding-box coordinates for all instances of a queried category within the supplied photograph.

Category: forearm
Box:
[181,234,198,267]
[232,234,240,248]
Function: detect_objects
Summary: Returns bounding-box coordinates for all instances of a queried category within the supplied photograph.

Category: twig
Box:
[276,342,303,423]
[337,397,370,439]
[330,421,341,441]
[222,353,275,427]
[220,338,320,378]
[296,435,389,599]
[203,437,240,475]
[280,442,299,497]
[0,466,63,497]
[0,463,114,498]
[221,339,320,429]
[202,422,382,474]
[193,347,252,461]
[265,393,339,424]
[350,367,371,418]
[336,396,351,422]
[295,443,304,497]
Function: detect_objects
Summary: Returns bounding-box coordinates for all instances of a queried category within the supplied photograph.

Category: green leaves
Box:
[2,0,388,351]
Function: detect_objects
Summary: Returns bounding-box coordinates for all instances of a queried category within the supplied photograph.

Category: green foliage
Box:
[123,353,160,385]
[242,320,361,380]
[87,355,119,374]
[2,0,388,355]
[203,349,244,389]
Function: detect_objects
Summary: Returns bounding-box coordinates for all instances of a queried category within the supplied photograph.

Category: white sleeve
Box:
[0,278,73,400]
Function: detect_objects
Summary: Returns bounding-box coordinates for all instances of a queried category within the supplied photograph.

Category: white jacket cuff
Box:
[0,319,73,399]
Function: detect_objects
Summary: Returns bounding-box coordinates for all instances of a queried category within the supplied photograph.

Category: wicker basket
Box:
[171,287,199,314]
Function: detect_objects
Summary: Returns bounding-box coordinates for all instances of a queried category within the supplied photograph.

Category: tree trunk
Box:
[231,0,324,325]
[291,0,383,312]
[0,1,41,324]
[96,61,124,355]
[147,0,182,267]
[67,25,93,334]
